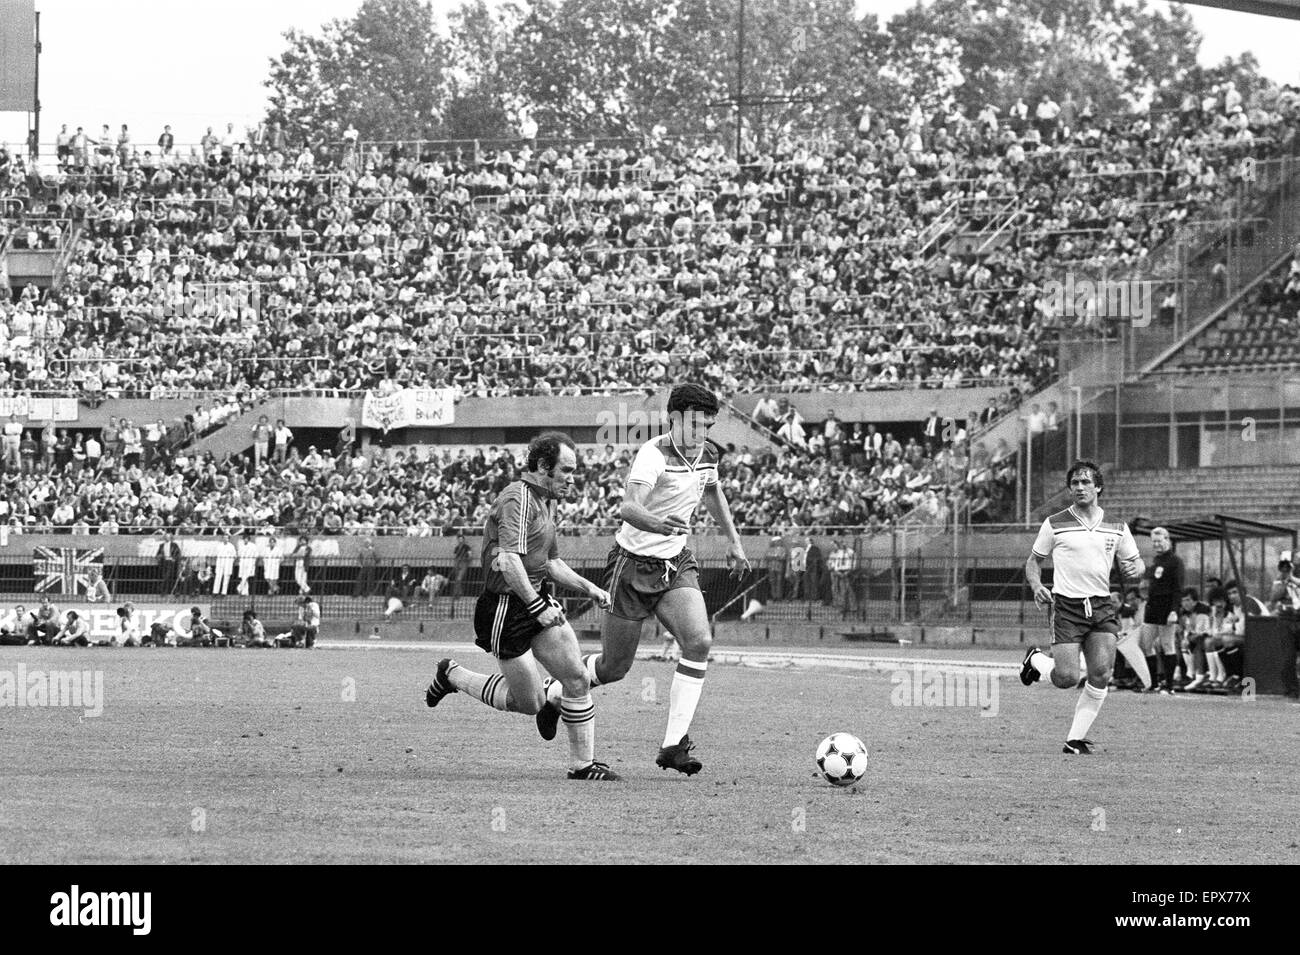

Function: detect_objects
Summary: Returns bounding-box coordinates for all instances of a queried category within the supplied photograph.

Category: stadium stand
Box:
[0,83,1294,405]
[0,81,1297,545]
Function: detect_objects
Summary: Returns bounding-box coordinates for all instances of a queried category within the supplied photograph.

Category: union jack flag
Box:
[33,547,104,595]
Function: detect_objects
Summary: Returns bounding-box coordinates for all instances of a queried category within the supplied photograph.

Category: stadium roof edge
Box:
[1178,0,1300,20]
[1129,514,1297,543]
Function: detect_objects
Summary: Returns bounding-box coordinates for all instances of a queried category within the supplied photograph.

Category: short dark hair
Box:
[1180,587,1199,601]
[526,431,576,472]
[1065,459,1104,493]
[667,383,720,417]
[1208,587,1227,604]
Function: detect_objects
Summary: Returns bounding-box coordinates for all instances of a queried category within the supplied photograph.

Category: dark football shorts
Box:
[474,582,564,660]
[603,543,700,620]
[1143,595,1175,626]
[1051,594,1120,645]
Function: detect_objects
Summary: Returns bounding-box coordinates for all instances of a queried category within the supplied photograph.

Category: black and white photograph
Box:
[0,0,1296,898]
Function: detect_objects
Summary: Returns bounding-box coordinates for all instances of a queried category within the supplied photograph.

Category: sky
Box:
[2,0,1299,150]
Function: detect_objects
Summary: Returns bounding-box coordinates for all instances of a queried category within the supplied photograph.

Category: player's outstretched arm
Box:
[703,483,749,577]
[546,558,611,610]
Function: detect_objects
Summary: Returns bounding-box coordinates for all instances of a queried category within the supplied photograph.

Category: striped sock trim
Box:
[561,695,595,724]
[675,658,707,679]
[481,673,508,709]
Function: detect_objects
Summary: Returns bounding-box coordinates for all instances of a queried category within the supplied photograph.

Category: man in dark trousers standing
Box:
[354,537,378,598]
[1140,526,1185,693]
[158,532,181,595]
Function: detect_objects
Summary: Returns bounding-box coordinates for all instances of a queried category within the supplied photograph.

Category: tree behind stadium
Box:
[263,0,1264,146]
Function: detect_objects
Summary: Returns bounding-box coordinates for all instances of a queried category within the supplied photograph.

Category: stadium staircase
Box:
[970,151,1300,513]
[917,198,962,263]
[720,398,781,452]
[939,197,1023,260]
[184,396,285,461]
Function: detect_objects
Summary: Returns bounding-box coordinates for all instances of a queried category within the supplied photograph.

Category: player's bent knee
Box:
[515,692,544,716]
[1050,669,1078,689]
[601,653,634,683]
[678,628,711,657]
[560,673,589,697]
[1089,666,1113,687]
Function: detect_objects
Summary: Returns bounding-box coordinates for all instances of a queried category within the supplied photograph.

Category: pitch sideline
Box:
[317,640,1018,673]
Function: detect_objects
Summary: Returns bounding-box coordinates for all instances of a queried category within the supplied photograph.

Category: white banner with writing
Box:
[0,396,78,421]
[360,388,455,431]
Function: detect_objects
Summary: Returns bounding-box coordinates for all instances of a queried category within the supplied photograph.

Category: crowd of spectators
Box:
[0,79,1295,409]
[0,403,1018,537]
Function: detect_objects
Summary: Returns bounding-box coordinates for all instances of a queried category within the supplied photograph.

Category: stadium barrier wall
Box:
[0,549,1053,631]
[8,531,1240,629]
[26,385,1017,431]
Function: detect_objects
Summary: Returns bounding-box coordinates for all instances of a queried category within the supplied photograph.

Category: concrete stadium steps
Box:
[186,396,285,461]
[1100,467,1300,526]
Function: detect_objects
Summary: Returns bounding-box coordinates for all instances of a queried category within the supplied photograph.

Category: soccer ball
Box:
[816,733,868,787]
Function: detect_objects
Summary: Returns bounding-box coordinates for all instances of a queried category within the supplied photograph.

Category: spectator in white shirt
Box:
[273,420,293,464]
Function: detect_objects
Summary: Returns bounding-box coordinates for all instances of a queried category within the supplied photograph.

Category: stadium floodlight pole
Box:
[1023,429,1032,526]
[1072,385,1083,461]
[736,0,745,159]
[32,10,40,159]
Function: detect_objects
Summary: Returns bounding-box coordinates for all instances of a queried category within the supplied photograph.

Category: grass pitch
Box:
[1,643,1296,864]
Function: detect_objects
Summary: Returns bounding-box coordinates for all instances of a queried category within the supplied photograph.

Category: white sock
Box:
[544,677,563,707]
[1206,651,1224,682]
[1182,651,1195,677]
[446,664,510,712]
[1031,650,1056,680]
[561,693,595,770]
[663,658,707,747]
[1117,636,1152,688]
[740,598,763,621]
[1067,682,1107,741]
[583,653,603,688]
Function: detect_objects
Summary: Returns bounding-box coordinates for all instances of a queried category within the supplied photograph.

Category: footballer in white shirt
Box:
[562,384,749,776]
[1020,461,1145,754]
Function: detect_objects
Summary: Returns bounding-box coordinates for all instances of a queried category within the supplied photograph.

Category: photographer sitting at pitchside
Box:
[168,606,222,647]
[54,611,91,647]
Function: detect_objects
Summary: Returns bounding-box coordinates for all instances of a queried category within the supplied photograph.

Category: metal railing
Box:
[0,552,1058,628]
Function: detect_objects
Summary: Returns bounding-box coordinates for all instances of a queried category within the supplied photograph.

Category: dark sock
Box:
[1160,654,1178,689]
[1145,656,1159,688]
[1221,647,1243,680]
